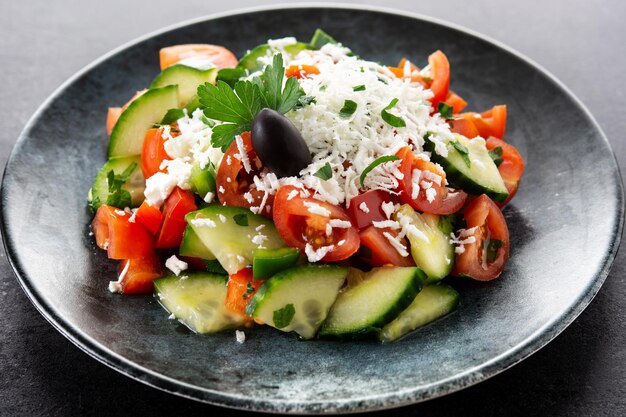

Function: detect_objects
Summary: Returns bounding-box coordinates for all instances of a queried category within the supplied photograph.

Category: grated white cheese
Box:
[191,218,216,228]
[218,214,227,223]
[165,255,188,276]
[359,202,370,213]
[303,201,331,217]
[235,330,246,343]
[382,231,409,257]
[381,201,397,219]
[235,134,252,173]
[203,192,214,203]
[372,220,401,230]
[304,243,334,262]
[108,260,130,293]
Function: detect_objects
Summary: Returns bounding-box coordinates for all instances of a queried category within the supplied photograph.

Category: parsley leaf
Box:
[489,146,504,167]
[339,99,357,118]
[160,108,185,125]
[198,53,306,151]
[104,162,137,208]
[437,102,454,120]
[313,162,333,180]
[451,140,471,168]
[353,84,366,92]
[205,259,228,275]
[295,95,316,109]
[359,155,400,188]
[233,213,249,227]
[216,67,246,88]
[381,98,406,128]
[273,304,295,329]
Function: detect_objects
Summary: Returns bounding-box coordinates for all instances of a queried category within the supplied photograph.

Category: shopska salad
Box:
[88,29,525,342]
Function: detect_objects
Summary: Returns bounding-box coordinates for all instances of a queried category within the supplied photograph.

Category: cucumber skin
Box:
[424,137,509,203]
[318,268,427,340]
[378,284,459,343]
[150,65,216,107]
[237,42,312,72]
[245,264,348,317]
[108,85,179,158]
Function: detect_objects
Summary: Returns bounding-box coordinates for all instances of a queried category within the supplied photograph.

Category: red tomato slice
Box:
[359,226,415,267]
[285,64,320,79]
[135,200,164,235]
[347,190,400,229]
[159,44,238,70]
[452,194,510,281]
[225,268,261,319]
[443,90,468,114]
[450,116,480,138]
[395,147,467,215]
[115,255,163,294]
[485,137,525,206]
[156,187,197,249]
[216,131,273,216]
[141,127,176,179]
[92,205,155,259]
[428,50,451,109]
[454,105,507,139]
[273,185,360,262]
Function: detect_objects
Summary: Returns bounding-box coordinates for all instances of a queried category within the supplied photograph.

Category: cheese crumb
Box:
[235,330,246,343]
[303,201,331,217]
[191,218,216,228]
[165,255,188,276]
[359,202,370,213]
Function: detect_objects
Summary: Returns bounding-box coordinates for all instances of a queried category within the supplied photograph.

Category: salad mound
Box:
[88,29,525,342]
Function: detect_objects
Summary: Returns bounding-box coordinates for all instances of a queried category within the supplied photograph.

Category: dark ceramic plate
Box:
[1,5,623,414]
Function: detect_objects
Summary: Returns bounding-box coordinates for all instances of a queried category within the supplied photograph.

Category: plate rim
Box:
[1,2,624,413]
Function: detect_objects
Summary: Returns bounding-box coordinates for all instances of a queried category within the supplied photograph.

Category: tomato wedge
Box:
[159,44,238,70]
[141,127,176,179]
[106,107,122,136]
[442,90,468,114]
[452,194,510,281]
[216,131,273,216]
[453,105,507,139]
[427,50,451,109]
[156,187,197,249]
[347,190,400,229]
[395,147,467,215]
[359,226,415,267]
[485,137,525,206]
[225,268,261,319]
[92,205,155,259]
[285,64,320,79]
[115,255,163,294]
[134,200,164,235]
[273,185,359,262]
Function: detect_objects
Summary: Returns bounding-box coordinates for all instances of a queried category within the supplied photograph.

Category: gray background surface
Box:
[1,0,625,416]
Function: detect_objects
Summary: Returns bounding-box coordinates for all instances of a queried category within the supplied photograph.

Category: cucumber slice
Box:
[89,156,144,210]
[378,284,459,342]
[245,264,348,339]
[150,64,216,107]
[309,29,338,49]
[154,273,246,333]
[186,206,287,275]
[184,95,201,114]
[179,225,215,260]
[318,267,426,339]
[237,42,311,72]
[426,134,509,202]
[395,204,455,283]
[107,85,179,158]
[252,247,300,279]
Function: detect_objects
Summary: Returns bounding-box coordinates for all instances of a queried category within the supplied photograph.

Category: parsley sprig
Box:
[198,54,306,151]
[105,162,137,209]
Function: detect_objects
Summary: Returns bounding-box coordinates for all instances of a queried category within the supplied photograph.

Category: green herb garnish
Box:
[160,108,185,125]
[313,162,333,180]
[295,95,316,109]
[451,140,471,168]
[353,85,366,92]
[104,162,137,208]
[489,146,504,167]
[273,304,296,329]
[216,67,246,88]
[233,213,249,227]
[437,102,454,120]
[381,98,406,128]
[242,281,256,300]
[359,155,400,188]
[339,99,357,118]
[205,259,228,275]
[198,53,306,151]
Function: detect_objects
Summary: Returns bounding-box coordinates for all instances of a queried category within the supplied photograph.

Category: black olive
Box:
[251,108,312,178]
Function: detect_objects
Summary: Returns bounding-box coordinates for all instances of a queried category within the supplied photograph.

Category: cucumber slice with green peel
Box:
[426,134,509,202]
[150,65,217,107]
[378,284,459,342]
[154,273,246,333]
[189,161,217,199]
[108,85,179,158]
[186,206,287,275]
[245,264,348,339]
[318,267,426,339]
[237,42,312,72]
[395,204,456,283]
[89,156,145,210]
[184,95,201,114]
[309,29,338,49]
[179,225,216,260]
[252,247,300,279]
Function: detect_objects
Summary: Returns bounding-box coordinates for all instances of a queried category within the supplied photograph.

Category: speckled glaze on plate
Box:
[1,4,623,414]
